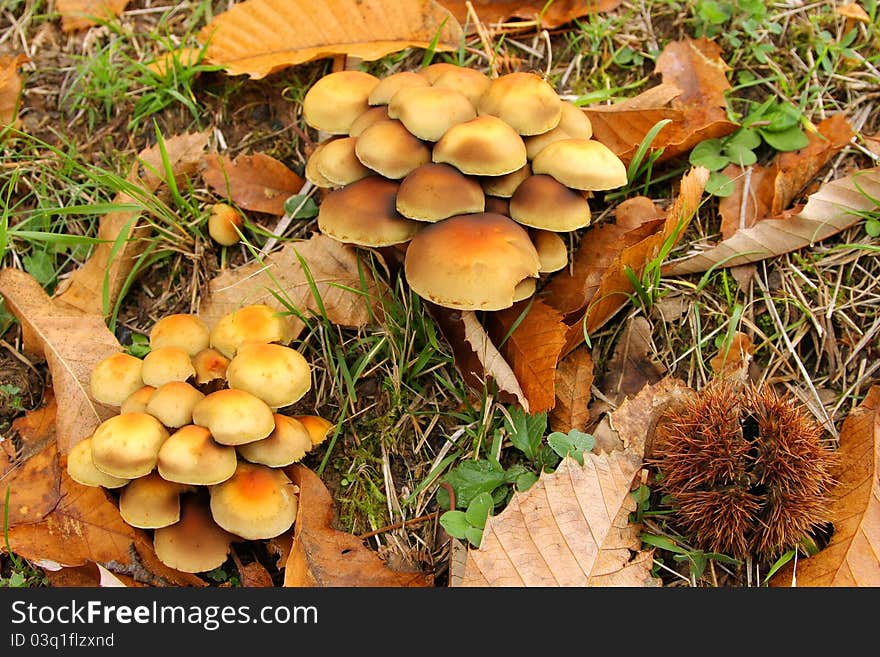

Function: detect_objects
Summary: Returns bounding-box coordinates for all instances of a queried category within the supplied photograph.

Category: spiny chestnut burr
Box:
[649,379,837,563]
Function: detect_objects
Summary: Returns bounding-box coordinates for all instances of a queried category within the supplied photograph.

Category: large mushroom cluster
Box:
[302,63,628,312]
[66,305,334,574]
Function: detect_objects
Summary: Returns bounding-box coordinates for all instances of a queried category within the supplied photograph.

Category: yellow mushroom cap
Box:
[302,70,380,134]
[304,138,340,189]
[349,105,390,137]
[90,352,144,406]
[368,71,430,106]
[396,163,485,222]
[417,62,464,83]
[149,314,211,356]
[207,203,244,247]
[387,86,476,142]
[531,138,628,191]
[191,388,276,446]
[430,66,491,106]
[509,174,592,231]
[145,380,206,428]
[66,436,130,489]
[153,492,236,574]
[209,461,299,541]
[118,472,188,529]
[432,115,527,176]
[237,414,313,467]
[157,424,238,486]
[225,342,312,410]
[120,384,157,415]
[530,229,569,273]
[480,164,531,198]
[140,346,196,388]
[191,348,230,385]
[90,412,170,479]
[291,414,335,450]
[476,71,563,136]
[209,303,294,359]
[512,277,537,303]
[313,136,373,187]
[354,119,431,179]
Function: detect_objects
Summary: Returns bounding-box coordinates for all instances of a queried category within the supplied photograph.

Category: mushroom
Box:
[348,105,390,137]
[354,119,431,179]
[403,212,541,311]
[416,61,464,83]
[317,176,423,247]
[477,71,563,136]
[523,100,594,160]
[483,195,510,216]
[157,424,238,486]
[291,414,334,450]
[209,461,299,541]
[237,413,313,467]
[140,346,196,388]
[386,86,476,142]
[480,164,531,198]
[509,174,592,232]
[191,348,231,386]
[149,313,211,356]
[432,115,527,176]
[304,138,340,189]
[531,138,628,191]
[144,380,206,428]
[118,472,188,529]
[191,388,276,446]
[312,135,373,187]
[225,342,311,410]
[209,303,294,359]
[530,229,569,273]
[153,492,237,574]
[430,66,491,106]
[90,412,170,479]
[396,163,485,222]
[302,70,380,134]
[89,352,144,406]
[368,70,430,106]
[512,277,537,303]
[207,203,244,247]
[119,384,156,415]
[66,436,130,489]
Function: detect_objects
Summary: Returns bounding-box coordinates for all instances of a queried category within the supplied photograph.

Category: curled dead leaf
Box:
[202,152,304,216]
[56,0,129,32]
[0,53,28,133]
[438,0,623,29]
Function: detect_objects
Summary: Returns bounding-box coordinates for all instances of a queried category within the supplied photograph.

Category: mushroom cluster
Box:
[302,63,628,311]
[67,305,335,574]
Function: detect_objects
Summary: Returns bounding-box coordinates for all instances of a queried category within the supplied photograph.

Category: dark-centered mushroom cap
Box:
[153,492,236,574]
[509,174,592,231]
[531,138,627,191]
[403,212,541,311]
[291,414,335,450]
[386,86,476,142]
[354,119,431,179]
[302,70,380,134]
[317,176,422,247]
[368,71,430,106]
[432,115,527,176]
[191,388,276,446]
[225,342,311,410]
[396,163,485,222]
[157,424,238,486]
[119,472,188,529]
[477,72,563,136]
[313,135,373,187]
[191,348,230,386]
[90,352,144,406]
[90,412,170,479]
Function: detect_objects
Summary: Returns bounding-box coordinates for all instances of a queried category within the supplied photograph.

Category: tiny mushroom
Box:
[89,352,144,406]
[225,342,311,410]
[396,163,485,222]
[354,119,431,179]
[291,414,335,450]
[66,436,130,489]
[313,135,373,187]
[530,229,569,273]
[209,461,299,541]
[191,348,231,386]
[145,380,206,428]
[477,72,563,136]
[153,493,237,574]
[149,313,211,356]
[509,173,592,232]
[140,346,196,388]
[118,472,188,529]
[90,412,170,479]
[157,424,238,486]
[209,303,294,359]
[302,70,380,134]
[237,413,313,468]
[367,70,430,106]
[387,86,476,142]
[207,203,244,247]
[191,388,276,446]
[119,384,156,415]
[432,115,527,176]
[531,138,628,191]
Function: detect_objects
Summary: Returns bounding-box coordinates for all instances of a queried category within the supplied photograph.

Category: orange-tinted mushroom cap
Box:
[354,119,431,179]
[90,412,170,479]
[119,472,188,529]
[209,461,299,540]
[149,314,211,356]
[396,163,485,222]
[432,115,527,176]
[90,352,144,406]
[477,71,563,136]
[509,174,592,232]
[209,303,294,359]
[387,86,476,142]
[237,414,313,467]
[157,424,238,486]
[140,346,196,388]
[191,388,276,446]
[302,70,380,134]
[531,138,627,191]
[145,380,205,428]
[66,436,130,489]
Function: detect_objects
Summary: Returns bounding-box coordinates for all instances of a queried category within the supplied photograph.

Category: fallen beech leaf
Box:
[0,53,28,132]
[284,464,433,586]
[719,114,853,238]
[609,375,694,458]
[710,331,753,380]
[56,0,129,32]
[770,385,880,587]
[199,0,463,79]
[202,152,304,216]
[0,268,120,454]
[457,454,657,586]
[585,38,736,163]
[145,47,204,77]
[199,233,385,340]
[231,549,275,587]
[55,131,210,317]
[438,0,622,28]
[549,344,594,434]
[461,309,530,412]
[597,315,666,407]
[615,195,663,229]
[1,389,57,467]
[663,165,880,275]
[865,135,880,158]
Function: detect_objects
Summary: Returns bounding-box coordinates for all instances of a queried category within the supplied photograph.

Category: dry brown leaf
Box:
[56,0,129,32]
[438,0,622,28]
[54,131,209,317]
[549,344,594,434]
[0,268,120,454]
[460,309,529,411]
[710,331,754,380]
[202,152,305,216]
[663,165,880,275]
[230,548,275,587]
[198,0,463,79]
[0,53,28,132]
[457,453,656,586]
[597,315,666,407]
[585,38,737,164]
[769,386,880,587]
[145,47,204,77]
[284,464,433,586]
[199,232,385,340]
[44,562,144,587]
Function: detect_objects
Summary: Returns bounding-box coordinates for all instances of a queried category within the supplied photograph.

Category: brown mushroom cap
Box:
[145,380,206,429]
[237,414,313,467]
[157,424,238,486]
[153,492,236,574]
[417,62,463,83]
[432,115,527,176]
[348,105,390,137]
[481,164,531,198]
[305,138,339,189]
[119,384,156,415]
[509,174,592,231]
[530,229,568,273]
[387,86,476,142]
[477,72,563,136]
[191,348,230,386]
[191,388,276,446]
[66,436,130,489]
[531,138,628,191]
[317,176,422,247]
[291,414,334,450]
[313,136,373,187]
[302,70,380,134]
[483,195,510,216]
[90,352,144,406]
[209,461,299,540]
[207,203,244,247]
[354,119,431,179]
[396,163,485,222]
[557,100,593,139]
[90,412,170,479]
[403,212,541,311]
[119,472,188,529]
[209,303,294,359]
[225,342,311,410]
[430,67,491,106]
[140,346,196,388]
[368,70,430,105]
[524,126,572,160]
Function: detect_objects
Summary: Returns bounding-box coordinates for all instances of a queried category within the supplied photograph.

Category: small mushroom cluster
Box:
[66,305,335,574]
[302,63,628,312]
